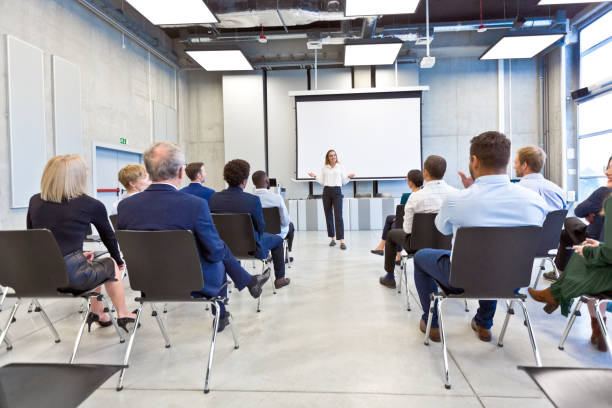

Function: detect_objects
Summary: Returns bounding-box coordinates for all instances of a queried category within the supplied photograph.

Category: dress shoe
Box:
[527,287,559,314]
[370,249,384,256]
[379,275,396,289]
[543,271,558,281]
[471,318,492,342]
[213,312,230,333]
[247,268,271,299]
[420,318,441,342]
[329,240,336,247]
[340,243,347,250]
[591,317,608,352]
[274,277,291,289]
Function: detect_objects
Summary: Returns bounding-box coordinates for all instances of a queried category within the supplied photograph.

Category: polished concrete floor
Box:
[0,230,610,407]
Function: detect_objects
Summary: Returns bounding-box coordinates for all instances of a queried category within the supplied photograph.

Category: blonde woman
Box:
[308,149,355,249]
[27,155,136,332]
[111,164,151,216]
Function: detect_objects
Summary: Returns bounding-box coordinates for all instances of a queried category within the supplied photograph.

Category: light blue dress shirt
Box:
[518,173,566,212]
[435,175,548,248]
[253,188,291,238]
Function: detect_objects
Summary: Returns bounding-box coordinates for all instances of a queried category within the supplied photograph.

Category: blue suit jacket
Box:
[180,182,215,203]
[209,187,266,244]
[117,183,226,297]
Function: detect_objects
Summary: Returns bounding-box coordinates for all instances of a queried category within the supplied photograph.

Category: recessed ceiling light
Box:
[480,34,564,60]
[186,50,253,71]
[345,0,420,16]
[126,0,217,25]
[344,41,403,66]
[538,0,608,4]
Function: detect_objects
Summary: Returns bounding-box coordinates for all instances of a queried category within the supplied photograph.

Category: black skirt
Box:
[63,251,115,292]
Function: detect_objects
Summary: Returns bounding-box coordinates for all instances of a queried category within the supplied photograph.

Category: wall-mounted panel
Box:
[7,36,46,208]
[53,55,82,156]
[153,100,177,143]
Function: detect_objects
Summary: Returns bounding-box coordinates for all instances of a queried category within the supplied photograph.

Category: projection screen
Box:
[295,91,422,180]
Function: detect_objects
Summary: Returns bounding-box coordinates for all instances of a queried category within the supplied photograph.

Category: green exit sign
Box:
[119,138,128,145]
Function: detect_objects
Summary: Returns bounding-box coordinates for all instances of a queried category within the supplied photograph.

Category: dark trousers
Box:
[257,232,285,280]
[210,245,253,316]
[414,249,497,329]
[322,186,344,240]
[554,217,587,271]
[384,229,410,274]
[381,215,396,240]
[286,222,295,251]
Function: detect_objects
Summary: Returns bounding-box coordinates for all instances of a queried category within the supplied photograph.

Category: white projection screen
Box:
[295,91,422,180]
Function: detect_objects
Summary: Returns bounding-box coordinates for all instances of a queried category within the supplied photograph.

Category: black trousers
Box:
[286,222,295,251]
[385,229,411,274]
[554,217,588,271]
[322,186,344,240]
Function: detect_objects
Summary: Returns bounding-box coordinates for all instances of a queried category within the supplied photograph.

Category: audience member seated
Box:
[529,190,612,352]
[414,132,547,343]
[252,170,295,257]
[371,169,423,257]
[546,156,612,281]
[181,161,215,203]
[209,160,290,290]
[27,154,136,332]
[110,164,151,216]
[118,143,270,332]
[379,157,457,289]
[514,146,566,211]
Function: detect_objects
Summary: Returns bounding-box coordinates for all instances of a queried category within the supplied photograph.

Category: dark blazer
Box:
[180,182,215,203]
[117,183,226,297]
[209,187,266,243]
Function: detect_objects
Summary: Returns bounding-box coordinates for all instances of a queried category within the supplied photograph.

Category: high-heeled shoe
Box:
[117,310,140,333]
[86,312,112,332]
[527,287,559,314]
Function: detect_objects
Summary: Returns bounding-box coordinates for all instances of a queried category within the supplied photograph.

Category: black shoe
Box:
[214,312,230,333]
[274,277,291,289]
[340,243,347,250]
[86,312,113,332]
[371,249,384,256]
[379,276,396,289]
[248,268,271,299]
[329,240,336,247]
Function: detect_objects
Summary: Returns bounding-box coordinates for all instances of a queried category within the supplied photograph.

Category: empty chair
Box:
[0,230,124,362]
[532,209,568,288]
[262,207,292,268]
[423,226,542,389]
[115,230,239,393]
[398,213,452,311]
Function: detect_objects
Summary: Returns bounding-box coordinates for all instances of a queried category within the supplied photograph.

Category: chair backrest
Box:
[116,230,204,301]
[211,213,258,259]
[395,205,405,230]
[535,209,568,257]
[450,226,542,298]
[109,214,118,231]
[0,230,69,297]
[409,213,452,251]
[262,207,281,235]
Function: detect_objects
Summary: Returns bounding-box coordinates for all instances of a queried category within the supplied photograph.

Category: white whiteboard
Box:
[53,56,83,156]
[295,92,422,179]
[7,36,47,208]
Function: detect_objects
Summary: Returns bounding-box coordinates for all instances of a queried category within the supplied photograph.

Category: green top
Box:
[400,192,411,205]
[551,195,612,316]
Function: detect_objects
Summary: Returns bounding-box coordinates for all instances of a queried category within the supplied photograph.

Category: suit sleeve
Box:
[251,198,266,234]
[194,200,226,263]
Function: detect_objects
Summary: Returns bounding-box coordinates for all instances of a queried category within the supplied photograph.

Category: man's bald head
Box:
[144,142,185,182]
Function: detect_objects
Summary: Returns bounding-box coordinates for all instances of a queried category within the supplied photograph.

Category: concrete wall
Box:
[0,0,182,229]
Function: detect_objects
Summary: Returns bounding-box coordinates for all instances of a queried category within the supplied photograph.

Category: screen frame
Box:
[294,90,423,181]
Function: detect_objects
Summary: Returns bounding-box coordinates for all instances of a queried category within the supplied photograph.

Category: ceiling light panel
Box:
[480,34,564,60]
[345,0,420,16]
[538,0,608,4]
[186,50,253,71]
[344,43,403,66]
[126,0,217,25]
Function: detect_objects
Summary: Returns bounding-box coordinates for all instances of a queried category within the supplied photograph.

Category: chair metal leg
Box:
[33,300,60,344]
[266,261,276,295]
[228,309,239,350]
[99,296,125,343]
[396,262,402,294]
[437,298,451,390]
[0,301,20,349]
[424,294,436,346]
[256,295,261,313]
[70,299,91,364]
[594,300,612,358]
[27,299,35,313]
[464,299,469,312]
[403,266,411,311]
[151,304,171,348]
[0,286,7,311]
[498,300,513,347]
[204,301,222,394]
[558,298,583,350]
[518,299,542,367]
[116,304,144,391]
[163,303,168,313]
[3,334,13,351]
[533,258,546,289]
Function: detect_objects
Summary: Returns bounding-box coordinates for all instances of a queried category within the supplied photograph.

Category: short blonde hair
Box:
[118,164,147,189]
[40,155,88,203]
[517,146,546,173]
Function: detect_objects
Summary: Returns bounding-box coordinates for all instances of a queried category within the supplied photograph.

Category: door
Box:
[95,146,142,215]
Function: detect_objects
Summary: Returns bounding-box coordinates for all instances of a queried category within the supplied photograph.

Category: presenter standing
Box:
[308,150,354,250]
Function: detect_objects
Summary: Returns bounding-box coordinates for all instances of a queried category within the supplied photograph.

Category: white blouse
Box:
[316,164,350,187]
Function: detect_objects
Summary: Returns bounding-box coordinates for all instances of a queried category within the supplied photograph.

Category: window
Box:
[577,9,612,201]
